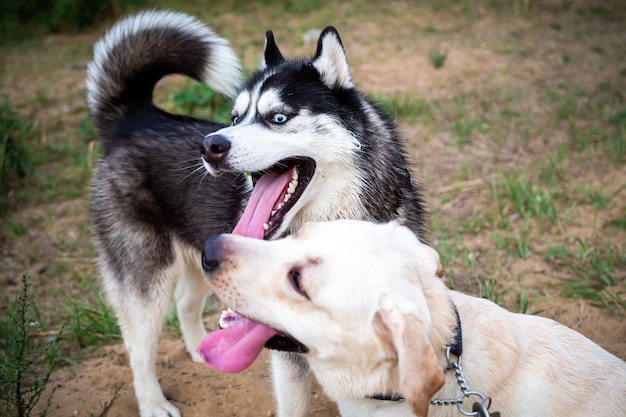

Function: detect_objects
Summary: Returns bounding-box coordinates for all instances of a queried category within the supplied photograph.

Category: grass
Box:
[0,97,33,214]
[373,94,434,126]
[162,81,234,124]
[491,229,531,260]
[428,47,448,69]
[546,238,626,312]
[0,276,125,417]
[509,284,530,314]
[65,272,121,353]
[0,275,62,417]
[490,173,560,229]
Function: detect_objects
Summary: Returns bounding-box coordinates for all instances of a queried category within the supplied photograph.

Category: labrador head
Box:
[199,220,446,417]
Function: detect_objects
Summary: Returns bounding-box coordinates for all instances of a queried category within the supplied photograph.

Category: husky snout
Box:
[202,234,225,273]
[201,133,231,166]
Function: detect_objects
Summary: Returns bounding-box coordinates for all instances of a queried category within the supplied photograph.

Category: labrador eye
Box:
[288,268,308,299]
[271,113,288,124]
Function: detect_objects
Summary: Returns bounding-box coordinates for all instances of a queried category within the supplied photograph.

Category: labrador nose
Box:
[202,234,224,273]
[201,134,231,165]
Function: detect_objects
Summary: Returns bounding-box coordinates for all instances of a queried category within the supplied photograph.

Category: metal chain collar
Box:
[430,347,500,417]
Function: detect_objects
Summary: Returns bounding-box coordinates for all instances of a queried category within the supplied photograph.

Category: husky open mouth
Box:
[197,309,308,373]
[198,158,314,373]
[235,157,315,240]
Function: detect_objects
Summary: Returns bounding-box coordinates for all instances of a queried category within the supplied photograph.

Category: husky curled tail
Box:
[87,11,248,417]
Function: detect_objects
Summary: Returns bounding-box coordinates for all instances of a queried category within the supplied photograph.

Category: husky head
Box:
[201,27,372,240]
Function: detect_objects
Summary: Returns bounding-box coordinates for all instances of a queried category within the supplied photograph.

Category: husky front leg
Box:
[174,252,211,362]
[271,352,313,417]
[105,267,180,417]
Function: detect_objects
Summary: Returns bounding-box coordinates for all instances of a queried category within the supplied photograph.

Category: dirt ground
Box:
[42,316,341,417]
[2,1,625,417]
[38,297,625,417]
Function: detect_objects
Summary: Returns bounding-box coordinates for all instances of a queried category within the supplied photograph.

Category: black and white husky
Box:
[88,9,427,417]
[199,23,427,417]
[87,11,248,417]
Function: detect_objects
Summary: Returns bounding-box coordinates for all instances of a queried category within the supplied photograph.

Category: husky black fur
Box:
[200,26,427,417]
[87,11,248,417]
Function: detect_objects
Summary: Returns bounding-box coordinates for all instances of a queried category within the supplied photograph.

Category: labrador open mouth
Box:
[233,157,315,240]
[197,309,307,373]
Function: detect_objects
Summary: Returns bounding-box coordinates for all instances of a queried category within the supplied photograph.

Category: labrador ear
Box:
[312,26,354,89]
[374,297,445,417]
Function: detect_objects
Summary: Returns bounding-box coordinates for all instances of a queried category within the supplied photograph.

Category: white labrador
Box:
[198,220,626,417]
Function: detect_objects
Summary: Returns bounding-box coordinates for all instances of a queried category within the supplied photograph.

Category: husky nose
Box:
[201,134,231,165]
[202,234,224,273]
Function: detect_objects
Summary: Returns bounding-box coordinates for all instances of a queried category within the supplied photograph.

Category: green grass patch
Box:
[0,97,33,213]
[428,47,449,69]
[491,229,531,259]
[65,273,120,352]
[1,0,152,44]
[165,82,235,124]
[478,278,504,306]
[546,238,626,311]
[374,94,435,126]
[0,276,124,416]
[509,284,530,314]
[490,172,560,229]
[607,108,626,162]
[0,275,63,417]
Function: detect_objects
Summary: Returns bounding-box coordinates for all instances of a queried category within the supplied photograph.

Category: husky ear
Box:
[374,295,444,417]
[312,26,354,89]
[261,30,285,69]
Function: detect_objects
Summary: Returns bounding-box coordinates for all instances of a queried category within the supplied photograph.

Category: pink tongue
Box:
[231,169,294,238]
[198,169,293,373]
[197,317,278,373]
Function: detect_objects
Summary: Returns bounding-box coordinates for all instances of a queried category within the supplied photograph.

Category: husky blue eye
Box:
[272,113,288,124]
[231,115,239,125]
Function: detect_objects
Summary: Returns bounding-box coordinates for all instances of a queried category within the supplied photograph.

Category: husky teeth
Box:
[287,179,298,194]
[263,223,269,231]
[284,170,299,200]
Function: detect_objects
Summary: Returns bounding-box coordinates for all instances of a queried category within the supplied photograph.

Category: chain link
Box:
[430,347,495,417]
[451,361,470,395]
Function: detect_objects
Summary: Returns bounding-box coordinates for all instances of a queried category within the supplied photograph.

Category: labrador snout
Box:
[202,234,225,273]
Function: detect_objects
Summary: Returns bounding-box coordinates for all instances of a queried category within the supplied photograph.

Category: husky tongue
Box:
[231,168,294,238]
[198,168,294,373]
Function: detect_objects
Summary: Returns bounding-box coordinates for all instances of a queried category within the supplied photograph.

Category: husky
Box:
[199,27,427,417]
[87,11,249,417]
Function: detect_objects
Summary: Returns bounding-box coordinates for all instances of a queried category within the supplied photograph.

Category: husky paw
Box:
[137,388,182,417]
[140,400,181,417]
